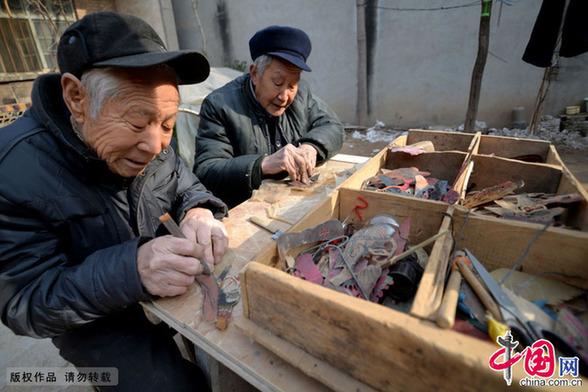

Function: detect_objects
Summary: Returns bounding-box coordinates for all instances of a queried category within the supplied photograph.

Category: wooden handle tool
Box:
[455,257,503,322]
[249,216,284,239]
[436,267,462,329]
[159,213,211,275]
[249,216,280,234]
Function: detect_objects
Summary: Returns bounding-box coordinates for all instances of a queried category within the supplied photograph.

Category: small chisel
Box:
[249,216,283,239]
[159,213,212,275]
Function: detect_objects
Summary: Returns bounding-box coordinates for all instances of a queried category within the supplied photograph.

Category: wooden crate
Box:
[396,129,560,164]
[449,207,588,291]
[239,130,588,391]
[340,149,467,196]
[342,130,588,232]
[240,188,587,391]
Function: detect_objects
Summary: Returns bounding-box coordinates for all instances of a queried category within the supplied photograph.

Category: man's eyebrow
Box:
[163,112,178,121]
[136,109,177,121]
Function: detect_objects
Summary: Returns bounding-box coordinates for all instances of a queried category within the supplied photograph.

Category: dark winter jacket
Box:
[194,73,344,208]
[0,73,227,338]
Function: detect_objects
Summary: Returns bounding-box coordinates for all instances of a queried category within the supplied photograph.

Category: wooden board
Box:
[142,159,359,392]
[405,129,475,152]
[468,155,562,194]
[241,262,552,391]
[406,129,555,163]
[236,317,377,392]
[451,208,588,291]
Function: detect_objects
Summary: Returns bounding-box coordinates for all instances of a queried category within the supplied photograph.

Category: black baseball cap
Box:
[249,25,312,72]
[57,12,209,85]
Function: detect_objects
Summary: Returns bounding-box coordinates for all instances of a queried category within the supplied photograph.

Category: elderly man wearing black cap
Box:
[193,25,345,208]
[0,12,228,391]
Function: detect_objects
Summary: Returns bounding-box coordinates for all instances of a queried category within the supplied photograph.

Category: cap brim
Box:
[93,50,210,85]
[267,51,311,72]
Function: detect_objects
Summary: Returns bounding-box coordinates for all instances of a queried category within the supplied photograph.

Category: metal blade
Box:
[463,248,522,323]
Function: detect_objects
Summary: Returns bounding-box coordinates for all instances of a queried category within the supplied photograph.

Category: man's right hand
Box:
[137,236,207,297]
[261,143,317,183]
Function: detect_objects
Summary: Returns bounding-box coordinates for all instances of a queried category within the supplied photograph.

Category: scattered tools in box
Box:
[271,206,588,376]
[362,163,585,228]
[276,212,437,306]
[239,131,588,389]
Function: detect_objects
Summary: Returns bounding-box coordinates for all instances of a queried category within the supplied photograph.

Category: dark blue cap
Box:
[249,25,312,72]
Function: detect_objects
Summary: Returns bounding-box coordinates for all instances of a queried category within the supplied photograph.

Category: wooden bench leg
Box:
[181,335,197,364]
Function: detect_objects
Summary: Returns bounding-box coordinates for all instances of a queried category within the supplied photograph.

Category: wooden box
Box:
[239,187,588,391]
[343,130,588,232]
[396,129,560,164]
[239,130,588,391]
[340,147,466,194]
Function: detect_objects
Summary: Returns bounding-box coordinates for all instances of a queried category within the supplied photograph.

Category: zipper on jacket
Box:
[135,149,172,236]
[257,117,273,154]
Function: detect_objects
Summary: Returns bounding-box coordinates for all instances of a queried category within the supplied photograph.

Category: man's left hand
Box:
[296,144,317,180]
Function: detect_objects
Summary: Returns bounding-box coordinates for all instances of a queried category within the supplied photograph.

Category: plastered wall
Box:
[170,0,588,129]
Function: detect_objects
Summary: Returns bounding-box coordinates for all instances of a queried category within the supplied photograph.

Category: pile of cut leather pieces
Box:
[362,167,460,204]
[277,216,426,305]
[462,180,584,226]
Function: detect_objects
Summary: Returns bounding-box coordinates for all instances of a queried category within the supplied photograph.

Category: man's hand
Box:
[179,207,229,268]
[261,143,317,183]
[137,236,207,297]
[137,208,228,297]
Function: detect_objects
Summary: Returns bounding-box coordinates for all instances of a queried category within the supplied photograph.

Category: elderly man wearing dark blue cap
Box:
[193,25,345,208]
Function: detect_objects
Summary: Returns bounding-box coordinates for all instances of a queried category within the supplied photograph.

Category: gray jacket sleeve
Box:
[194,94,263,207]
[294,86,345,164]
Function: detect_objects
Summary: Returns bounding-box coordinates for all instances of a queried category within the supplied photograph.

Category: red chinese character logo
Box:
[523,339,555,378]
[489,332,557,385]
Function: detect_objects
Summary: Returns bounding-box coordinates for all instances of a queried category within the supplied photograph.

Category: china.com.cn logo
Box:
[489,330,581,387]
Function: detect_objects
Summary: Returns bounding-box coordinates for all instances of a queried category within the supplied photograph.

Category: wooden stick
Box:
[436,268,462,329]
[455,257,502,322]
[381,229,449,270]
[159,213,211,275]
[410,207,455,321]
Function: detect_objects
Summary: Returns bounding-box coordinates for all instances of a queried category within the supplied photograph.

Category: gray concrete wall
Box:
[169,0,587,129]
[117,0,180,50]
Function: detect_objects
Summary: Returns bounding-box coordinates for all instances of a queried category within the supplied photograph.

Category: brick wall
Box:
[0,2,119,111]
[0,81,34,105]
[73,0,117,18]
[0,102,32,127]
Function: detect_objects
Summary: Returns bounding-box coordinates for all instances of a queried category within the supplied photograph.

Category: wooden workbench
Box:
[142,155,369,392]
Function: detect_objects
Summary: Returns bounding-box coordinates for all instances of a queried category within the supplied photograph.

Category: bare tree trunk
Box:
[464,1,491,133]
[356,0,368,126]
[528,0,570,135]
[191,0,208,56]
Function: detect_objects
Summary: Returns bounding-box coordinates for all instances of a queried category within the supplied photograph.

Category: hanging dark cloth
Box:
[522,0,588,67]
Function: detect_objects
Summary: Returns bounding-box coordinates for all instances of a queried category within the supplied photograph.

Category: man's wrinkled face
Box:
[251,57,301,117]
[82,69,179,178]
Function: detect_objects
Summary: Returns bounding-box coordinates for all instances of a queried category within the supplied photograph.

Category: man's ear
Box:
[61,73,86,123]
[249,63,258,85]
